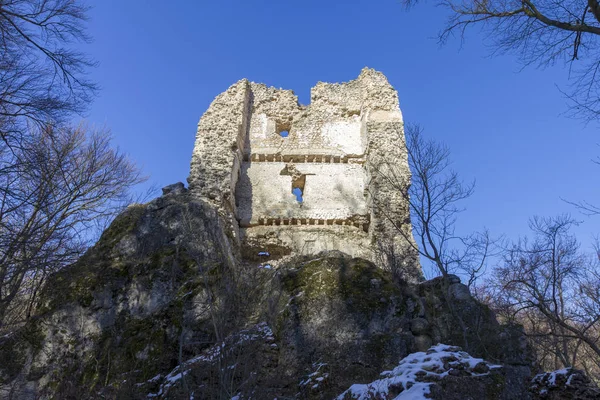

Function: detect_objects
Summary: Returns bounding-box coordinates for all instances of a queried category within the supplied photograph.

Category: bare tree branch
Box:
[0,124,144,329]
[372,123,493,283]
[480,215,600,379]
[402,0,600,120]
[0,0,97,144]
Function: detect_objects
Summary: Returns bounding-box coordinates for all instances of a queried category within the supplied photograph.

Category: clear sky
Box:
[80,0,599,262]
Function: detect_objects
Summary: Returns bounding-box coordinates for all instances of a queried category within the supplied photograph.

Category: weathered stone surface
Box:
[0,191,238,399]
[413,334,433,351]
[0,69,555,400]
[530,368,600,399]
[429,366,533,400]
[416,275,532,366]
[337,344,532,400]
[236,162,368,222]
[266,255,531,399]
[188,68,421,282]
[448,282,471,300]
[410,317,430,335]
[161,182,187,196]
[0,198,532,399]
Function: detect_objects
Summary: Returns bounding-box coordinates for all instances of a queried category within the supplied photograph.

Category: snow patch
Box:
[300,362,329,392]
[145,322,275,398]
[337,344,500,400]
[532,368,571,388]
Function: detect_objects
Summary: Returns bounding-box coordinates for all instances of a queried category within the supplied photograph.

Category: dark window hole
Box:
[292,175,306,203]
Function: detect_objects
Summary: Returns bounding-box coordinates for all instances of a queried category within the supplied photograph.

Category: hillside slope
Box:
[0,188,535,399]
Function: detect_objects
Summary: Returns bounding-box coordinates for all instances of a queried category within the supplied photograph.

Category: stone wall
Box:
[188,68,421,281]
[236,162,368,224]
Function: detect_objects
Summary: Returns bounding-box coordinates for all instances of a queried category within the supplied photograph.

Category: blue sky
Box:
[81,1,599,259]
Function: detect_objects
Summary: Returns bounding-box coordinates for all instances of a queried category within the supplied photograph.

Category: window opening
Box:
[280,163,310,203]
[291,174,306,203]
[292,187,303,202]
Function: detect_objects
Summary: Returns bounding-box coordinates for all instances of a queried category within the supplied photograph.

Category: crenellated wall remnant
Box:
[188,68,421,282]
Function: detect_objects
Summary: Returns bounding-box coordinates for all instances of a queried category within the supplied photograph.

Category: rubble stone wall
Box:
[235,162,368,224]
[188,68,421,281]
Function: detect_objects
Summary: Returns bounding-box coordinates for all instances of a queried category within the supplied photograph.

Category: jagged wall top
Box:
[244,68,402,157]
[187,68,420,282]
[188,68,403,205]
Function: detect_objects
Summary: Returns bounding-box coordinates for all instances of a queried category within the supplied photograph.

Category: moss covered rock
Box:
[0,190,238,399]
[275,256,413,398]
[0,191,533,400]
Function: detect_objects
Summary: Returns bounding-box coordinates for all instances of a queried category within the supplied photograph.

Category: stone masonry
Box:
[188,68,421,282]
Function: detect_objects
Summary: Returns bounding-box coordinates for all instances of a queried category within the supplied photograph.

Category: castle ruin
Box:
[188,68,421,282]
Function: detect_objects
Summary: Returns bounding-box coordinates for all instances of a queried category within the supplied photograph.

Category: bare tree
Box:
[401,0,600,121]
[0,0,144,331]
[0,0,96,145]
[483,215,600,378]
[371,124,499,354]
[374,124,491,282]
[563,152,600,216]
[0,123,143,329]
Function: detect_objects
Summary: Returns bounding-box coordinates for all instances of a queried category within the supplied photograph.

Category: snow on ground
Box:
[532,368,572,388]
[300,362,329,391]
[144,322,275,398]
[529,367,590,396]
[336,344,501,400]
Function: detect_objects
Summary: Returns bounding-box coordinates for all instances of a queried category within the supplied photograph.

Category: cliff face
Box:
[0,188,237,398]
[0,70,581,399]
[0,188,535,399]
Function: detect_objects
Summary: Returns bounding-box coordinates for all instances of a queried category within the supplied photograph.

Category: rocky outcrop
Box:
[0,188,534,399]
[0,188,238,399]
[337,344,527,400]
[530,368,600,399]
[270,256,531,399]
[1,69,597,399]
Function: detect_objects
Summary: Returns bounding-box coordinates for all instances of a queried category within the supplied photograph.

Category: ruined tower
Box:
[188,68,421,282]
